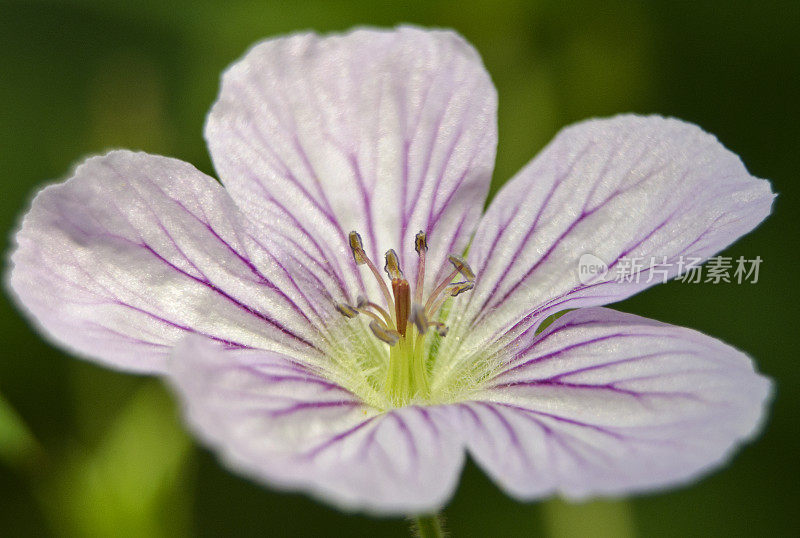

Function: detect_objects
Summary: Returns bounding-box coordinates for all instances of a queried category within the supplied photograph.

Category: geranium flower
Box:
[8,26,774,516]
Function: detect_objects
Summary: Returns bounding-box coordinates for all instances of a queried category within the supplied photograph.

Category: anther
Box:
[369,320,401,346]
[427,280,475,319]
[356,295,369,308]
[348,231,366,265]
[415,231,428,254]
[448,255,475,281]
[335,302,359,318]
[348,230,395,313]
[384,249,403,280]
[448,281,474,297]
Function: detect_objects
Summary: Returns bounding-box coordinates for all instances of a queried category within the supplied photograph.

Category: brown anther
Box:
[335,302,359,318]
[348,231,366,264]
[448,281,474,297]
[448,255,475,281]
[369,320,401,346]
[356,295,369,308]
[384,249,403,280]
[415,231,428,254]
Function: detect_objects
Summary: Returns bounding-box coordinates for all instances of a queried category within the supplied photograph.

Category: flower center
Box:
[335,231,475,406]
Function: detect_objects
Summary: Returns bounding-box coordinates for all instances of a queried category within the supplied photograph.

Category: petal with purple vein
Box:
[450,115,773,355]
[459,307,771,500]
[8,151,336,373]
[205,26,497,300]
[168,337,465,514]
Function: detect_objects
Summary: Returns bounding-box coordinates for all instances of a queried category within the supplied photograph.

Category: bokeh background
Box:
[1,1,798,536]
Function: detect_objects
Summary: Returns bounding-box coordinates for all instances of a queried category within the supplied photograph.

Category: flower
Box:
[8,26,774,515]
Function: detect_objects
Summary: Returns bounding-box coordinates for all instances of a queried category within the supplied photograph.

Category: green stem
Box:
[412,514,444,538]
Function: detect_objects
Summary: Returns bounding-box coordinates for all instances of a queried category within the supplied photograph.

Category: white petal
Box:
[8,151,334,373]
[168,337,464,514]
[205,26,497,299]
[449,115,773,355]
[458,308,771,499]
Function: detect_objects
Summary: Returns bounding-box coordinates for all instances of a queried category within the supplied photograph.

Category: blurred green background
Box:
[1,0,798,536]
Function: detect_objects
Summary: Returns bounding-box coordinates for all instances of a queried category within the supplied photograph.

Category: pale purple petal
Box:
[168,337,464,514]
[8,151,337,373]
[458,307,771,500]
[455,115,774,352]
[205,26,497,299]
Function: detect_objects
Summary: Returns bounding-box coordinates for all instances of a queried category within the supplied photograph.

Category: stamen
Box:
[358,308,389,327]
[349,231,395,315]
[422,255,476,315]
[415,231,428,255]
[369,320,401,346]
[335,302,359,318]
[414,231,427,304]
[357,295,393,327]
[348,231,367,265]
[411,303,449,337]
[423,266,460,313]
[448,254,475,281]
[427,281,475,318]
[448,281,474,296]
[384,249,403,280]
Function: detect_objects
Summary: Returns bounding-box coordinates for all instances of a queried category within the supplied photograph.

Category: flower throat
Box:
[335,231,475,406]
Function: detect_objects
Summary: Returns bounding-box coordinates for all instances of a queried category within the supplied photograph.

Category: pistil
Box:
[392,278,411,337]
[384,249,411,337]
